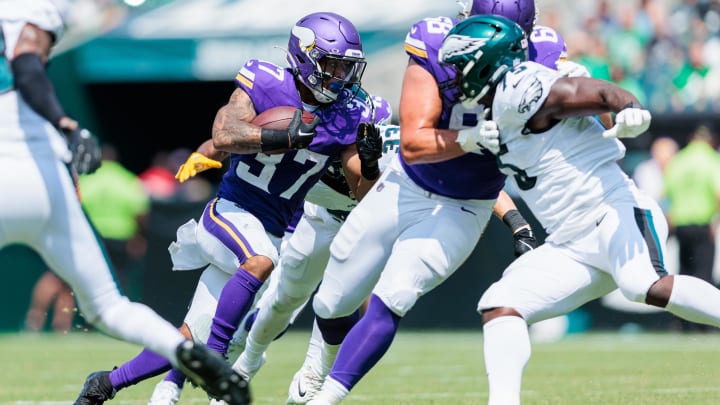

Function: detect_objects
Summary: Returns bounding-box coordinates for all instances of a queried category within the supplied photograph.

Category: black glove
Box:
[356,122,382,180]
[64,128,102,174]
[512,228,537,257]
[287,108,320,149]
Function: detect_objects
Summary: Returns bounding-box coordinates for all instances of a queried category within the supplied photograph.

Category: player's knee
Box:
[312,294,354,319]
[616,275,653,303]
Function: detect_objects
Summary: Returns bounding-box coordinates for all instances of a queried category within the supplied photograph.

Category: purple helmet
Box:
[287,12,366,104]
[471,0,536,35]
[528,25,567,69]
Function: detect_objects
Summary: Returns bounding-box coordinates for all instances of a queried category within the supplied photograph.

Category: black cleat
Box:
[175,340,251,405]
[74,371,116,405]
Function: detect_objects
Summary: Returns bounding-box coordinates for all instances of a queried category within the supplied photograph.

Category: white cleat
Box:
[147,381,181,405]
[286,366,325,404]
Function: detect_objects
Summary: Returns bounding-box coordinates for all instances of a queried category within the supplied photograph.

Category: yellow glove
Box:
[175,152,223,183]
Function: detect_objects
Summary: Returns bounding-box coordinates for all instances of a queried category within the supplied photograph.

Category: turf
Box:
[1,331,720,404]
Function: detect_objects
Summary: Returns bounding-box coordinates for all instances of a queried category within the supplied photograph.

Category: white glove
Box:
[602,107,651,139]
[456,109,500,154]
[556,60,590,78]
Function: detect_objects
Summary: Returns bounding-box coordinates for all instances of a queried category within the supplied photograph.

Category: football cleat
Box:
[174,340,251,405]
[286,365,325,404]
[147,380,181,405]
[74,370,116,405]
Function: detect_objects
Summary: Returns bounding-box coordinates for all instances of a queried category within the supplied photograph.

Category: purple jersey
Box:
[528,25,567,70]
[402,16,505,200]
[217,59,371,237]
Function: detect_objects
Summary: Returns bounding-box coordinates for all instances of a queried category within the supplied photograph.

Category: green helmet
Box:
[439,14,528,108]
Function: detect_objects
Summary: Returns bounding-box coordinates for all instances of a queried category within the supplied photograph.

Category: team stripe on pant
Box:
[633,207,667,277]
[202,198,256,264]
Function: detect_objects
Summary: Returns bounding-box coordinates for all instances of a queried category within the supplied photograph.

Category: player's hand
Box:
[513,228,537,257]
[556,60,590,78]
[288,108,320,149]
[602,106,651,139]
[356,122,383,180]
[175,152,223,183]
[456,109,500,154]
[64,128,102,175]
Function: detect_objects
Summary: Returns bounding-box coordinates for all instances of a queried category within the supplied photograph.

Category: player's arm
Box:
[211,88,262,154]
[339,144,375,201]
[528,77,643,131]
[11,23,76,132]
[399,59,469,164]
[493,190,537,257]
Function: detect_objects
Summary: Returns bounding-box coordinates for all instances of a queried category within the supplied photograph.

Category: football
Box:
[252,106,315,130]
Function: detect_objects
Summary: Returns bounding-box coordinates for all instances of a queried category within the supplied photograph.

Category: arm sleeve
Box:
[11,52,65,127]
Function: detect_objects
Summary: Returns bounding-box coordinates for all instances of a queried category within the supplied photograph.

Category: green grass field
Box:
[1,331,720,404]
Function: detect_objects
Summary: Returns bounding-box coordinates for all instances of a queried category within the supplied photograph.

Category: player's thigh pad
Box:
[196,198,280,275]
[373,197,493,317]
[478,244,617,325]
[184,265,232,343]
[313,169,405,319]
[571,198,669,303]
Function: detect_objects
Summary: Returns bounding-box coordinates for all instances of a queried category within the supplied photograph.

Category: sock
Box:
[666,275,720,327]
[314,375,351,404]
[315,310,360,345]
[163,368,187,388]
[303,320,327,376]
[206,269,263,354]
[483,316,530,405]
[108,348,172,390]
[328,295,401,390]
[237,333,267,371]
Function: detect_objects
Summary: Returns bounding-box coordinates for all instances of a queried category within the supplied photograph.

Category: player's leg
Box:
[600,197,720,328]
[39,178,247,405]
[197,198,282,356]
[478,243,616,405]
[236,204,339,380]
[311,194,494,405]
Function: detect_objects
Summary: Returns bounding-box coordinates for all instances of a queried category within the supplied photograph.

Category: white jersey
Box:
[0,2,70,161]
[304,124,401,211]
[493,62,634,243]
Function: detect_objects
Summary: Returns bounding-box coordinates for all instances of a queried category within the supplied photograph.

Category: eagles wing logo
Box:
[439,35,488,62]
[518,77,543,114]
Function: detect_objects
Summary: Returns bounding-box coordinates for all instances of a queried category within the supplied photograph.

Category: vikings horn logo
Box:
[518,77,543,114]
[439,35,488,61]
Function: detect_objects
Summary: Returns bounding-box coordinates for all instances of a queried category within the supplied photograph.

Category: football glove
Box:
[456,109,500,154]
[175,152,223,183]
[356,122,383,180]
[602,106,651,139]
[288,109,320,149]
[64,128,102,175]
[513,228,537,257]
[556,60,590,78]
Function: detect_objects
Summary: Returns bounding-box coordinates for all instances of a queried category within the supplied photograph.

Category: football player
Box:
[73,11,380,405]
[0,1,248,404]
[303,1,543,404]
[439,14,720,405]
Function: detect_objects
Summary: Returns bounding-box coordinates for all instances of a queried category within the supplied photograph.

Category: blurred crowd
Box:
[540,0,720,112]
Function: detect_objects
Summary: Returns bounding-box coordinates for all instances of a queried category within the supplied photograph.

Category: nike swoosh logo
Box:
[596,213,607,226]
[297,379,306,397]
[461,207,476,215]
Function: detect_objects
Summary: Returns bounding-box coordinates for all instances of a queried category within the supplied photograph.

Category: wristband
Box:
[260,128,289,152]
[502,209,528,233]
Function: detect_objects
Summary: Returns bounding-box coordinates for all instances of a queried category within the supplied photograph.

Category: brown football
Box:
[252,106,316,129]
